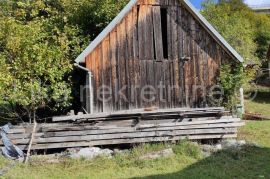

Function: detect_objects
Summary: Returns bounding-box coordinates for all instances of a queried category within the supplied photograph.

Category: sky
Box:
[190,0,204,9]
[189,0,270,9]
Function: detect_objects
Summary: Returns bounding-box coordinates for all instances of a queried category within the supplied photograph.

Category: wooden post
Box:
[86,72,93,114]
[240,88,245,114]
[24,118,37,163]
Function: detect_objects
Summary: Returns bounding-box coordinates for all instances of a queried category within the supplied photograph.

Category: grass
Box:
[239,120,270,147]
[245,86,270,117]
[0,142,202,179]
[0,120,270,179]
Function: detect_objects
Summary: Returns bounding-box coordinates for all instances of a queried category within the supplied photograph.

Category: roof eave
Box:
[182,0,243,63]
[76,0,244,64]
[75,0,138,63]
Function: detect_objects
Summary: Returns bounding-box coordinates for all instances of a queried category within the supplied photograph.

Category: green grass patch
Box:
[0,141,200,179]
[239,120,270,147]
[245,86,270,117]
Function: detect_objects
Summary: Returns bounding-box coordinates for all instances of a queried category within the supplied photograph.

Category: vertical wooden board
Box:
[197,25,205,106]
[132,6,139,60]
[117,20,128,110]
[126,11,133,59]
[87,53,95,72]
[124,17,132,110]
[203,32,209,91]
[168,60,175,107]
[140,60,147,107]
[147,60,155,107]
[134,59,141,108]
[210,40,215,85]
[159,0,166,6]
[213,43,219,83]
[85,54,90,69]
[116,24,122,110]
[152,6,164,61]
[212,43,218,84]
[154,61,160,107]
[102,37,112,112]
[207,40,213,86]
[190,16,197,107]
[170,0,178,6]
[173,59,180,107]
[195,24,202,107]
[171,6,179,107]
[145,5,154,60]
[138,5,146,60]
[90,53,95,112]
[197,25,204,87]
[91,50,97,113]
[132,4,140,107]
[184,8,191,107]
[156,62,165,108]
[110,30,118,111]
[97,44,103,112]
[171,6,178,60]
[159,61,165,108]
[181,7,187,106]
[214,44,221,78]
[177,6,184,107]
[162,61,171,108]
[167,7,172,60]
[128,59,136,109]
[177,6,183,58]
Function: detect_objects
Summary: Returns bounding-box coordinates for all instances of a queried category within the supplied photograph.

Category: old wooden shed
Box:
[75,0,243,114]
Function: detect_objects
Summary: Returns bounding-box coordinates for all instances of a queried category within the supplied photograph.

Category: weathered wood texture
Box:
[85,0,229,113]
[1,110,244,150]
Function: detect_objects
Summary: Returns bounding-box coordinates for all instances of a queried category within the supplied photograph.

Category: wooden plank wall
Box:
[86,0,228,113]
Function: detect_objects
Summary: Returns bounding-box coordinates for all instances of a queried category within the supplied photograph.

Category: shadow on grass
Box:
[132,146,270,179]
[253,91,270,104]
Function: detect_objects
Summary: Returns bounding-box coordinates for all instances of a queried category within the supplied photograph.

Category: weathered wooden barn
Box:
[0,0,245,151]
[76,0,243,114]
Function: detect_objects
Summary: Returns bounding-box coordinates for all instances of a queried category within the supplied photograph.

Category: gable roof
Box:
[75,0,244,63]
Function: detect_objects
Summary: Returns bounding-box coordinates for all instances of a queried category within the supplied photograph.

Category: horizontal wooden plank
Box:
[52,107,225,122]
[8,128,237,145]
[15,134,237,150]
[41,118,241,132]
[6,121,243,140]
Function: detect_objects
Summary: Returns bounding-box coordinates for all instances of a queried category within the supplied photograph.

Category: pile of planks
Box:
[1,107,244,150]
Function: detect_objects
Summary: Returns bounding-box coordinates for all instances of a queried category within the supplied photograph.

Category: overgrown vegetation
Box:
[219,64,244,109]
[0,0,127,122]
[202,0,270,66]
[203,0,270,109]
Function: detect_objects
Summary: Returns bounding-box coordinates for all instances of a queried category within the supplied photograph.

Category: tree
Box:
[0,0,83,122]
[0,0,129,122]
[201,0,270,108]
[63,0,128,39]
[202,0,259,65]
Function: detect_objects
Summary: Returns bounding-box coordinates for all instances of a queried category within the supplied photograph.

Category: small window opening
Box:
[160,8,168,59]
